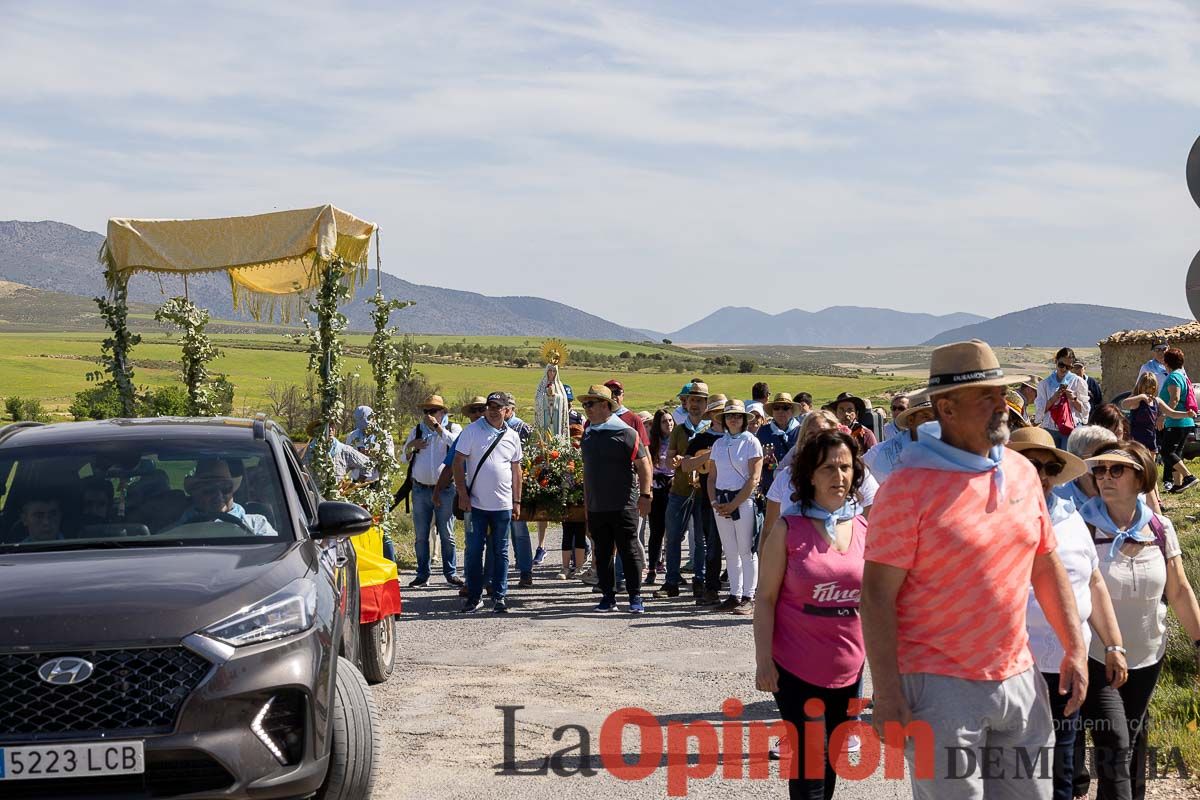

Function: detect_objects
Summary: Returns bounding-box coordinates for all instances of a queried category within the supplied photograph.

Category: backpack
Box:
[1186,378,1199,414]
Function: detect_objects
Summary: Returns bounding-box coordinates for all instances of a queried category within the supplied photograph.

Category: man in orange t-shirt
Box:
[862,340,1088,800]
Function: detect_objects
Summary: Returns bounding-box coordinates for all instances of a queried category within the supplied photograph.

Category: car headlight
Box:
[204,579,317,646]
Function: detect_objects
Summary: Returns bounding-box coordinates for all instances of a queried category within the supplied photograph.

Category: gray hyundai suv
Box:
[0,417,380,799]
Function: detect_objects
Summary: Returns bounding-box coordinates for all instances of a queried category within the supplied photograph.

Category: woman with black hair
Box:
[1036,346,1091,449]
[644,409,675,584]
[754,430,867,799]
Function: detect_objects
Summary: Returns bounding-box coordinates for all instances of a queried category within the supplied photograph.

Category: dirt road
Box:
[372,525,913,800]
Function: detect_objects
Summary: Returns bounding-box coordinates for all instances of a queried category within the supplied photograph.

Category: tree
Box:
[738,359,756,374]
[92,270,141,417]
[154,296,226,416]
[662,339,672,345]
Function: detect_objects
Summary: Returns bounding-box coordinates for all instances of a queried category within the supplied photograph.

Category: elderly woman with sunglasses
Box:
[1036,347,1091,449]
[1072,441,1200,800]
[1006,428,1126,800]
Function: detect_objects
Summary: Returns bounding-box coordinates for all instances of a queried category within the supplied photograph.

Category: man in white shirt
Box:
[1135,339,1171,392]
[454,391,524,614]
[403,394,463,588]
[882,395,908,441]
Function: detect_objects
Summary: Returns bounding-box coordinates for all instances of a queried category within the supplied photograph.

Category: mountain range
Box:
[0,221,648,340]
[0,220,1189,346]
[665,306,987,346]
[922,303,1190,347]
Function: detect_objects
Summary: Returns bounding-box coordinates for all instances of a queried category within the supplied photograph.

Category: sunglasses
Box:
[194,480,236,495]
[466,405,486,413]
[422,408,442,415]
[1091,464,1133,480]
[1056,362,1071,370]
[581,400,599,409]
[1024,458,1064,478]
[891,405,906,412]
[485,403,504,411]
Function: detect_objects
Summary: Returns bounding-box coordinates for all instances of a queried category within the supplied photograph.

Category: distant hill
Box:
[0,220,653,340]
[668,306,987,346]
[923,303,1190,347]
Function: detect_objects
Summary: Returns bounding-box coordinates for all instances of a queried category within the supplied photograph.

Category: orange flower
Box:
[549,450,560,459]
[540,478,550,487]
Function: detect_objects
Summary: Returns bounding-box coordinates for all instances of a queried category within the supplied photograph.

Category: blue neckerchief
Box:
[724,429,752,442]
[768,418,798,437]
[784,497,860,536]
[1079,496,1155,559]
[1047,371,1071,390]
[420,412,448,438]
[614,405,630,416]
[1046,492,1075,526]
[485,420,506,436]
[798,501,859,545]
[587,414,631,432]
[900,422,1006,498]
[1052,479,1090,513]
[682,417,710,439]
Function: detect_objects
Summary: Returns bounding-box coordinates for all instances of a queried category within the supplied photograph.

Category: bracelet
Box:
[1105,645,1126,655]
[640,493,652,499]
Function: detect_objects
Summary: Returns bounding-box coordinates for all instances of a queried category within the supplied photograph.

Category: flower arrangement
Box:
[521,432,584,521]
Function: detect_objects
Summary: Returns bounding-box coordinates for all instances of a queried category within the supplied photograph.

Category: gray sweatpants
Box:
[900,667,1054,800]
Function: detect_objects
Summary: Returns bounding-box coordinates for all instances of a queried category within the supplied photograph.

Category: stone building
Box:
[1099,321,1200,400]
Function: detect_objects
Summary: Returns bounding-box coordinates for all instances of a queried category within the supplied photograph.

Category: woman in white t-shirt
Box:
[707,400,763,615]
[1075,442,1200,800]
[762,409,879,550]
[1007,427,1126,800]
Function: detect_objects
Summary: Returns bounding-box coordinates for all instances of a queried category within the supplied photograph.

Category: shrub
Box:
[141,385,191,417]
[5,396,50,422]
[69,385,125,421]
[738,359,756,374]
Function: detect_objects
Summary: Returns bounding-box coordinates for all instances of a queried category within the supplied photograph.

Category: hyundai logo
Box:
[37,657,95,686]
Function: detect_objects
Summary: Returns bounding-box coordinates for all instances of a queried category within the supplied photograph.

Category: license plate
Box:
[0,741,144,781]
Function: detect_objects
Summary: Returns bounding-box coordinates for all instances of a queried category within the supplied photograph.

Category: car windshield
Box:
[0,438,290,552]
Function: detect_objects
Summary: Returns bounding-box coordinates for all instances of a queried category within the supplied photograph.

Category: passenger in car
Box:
[19,491,66,542]
[79,476,114,526]
[171,459,278,536]
[126,470,190,533]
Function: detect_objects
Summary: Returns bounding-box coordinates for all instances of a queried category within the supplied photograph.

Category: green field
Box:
[0,332,916,418]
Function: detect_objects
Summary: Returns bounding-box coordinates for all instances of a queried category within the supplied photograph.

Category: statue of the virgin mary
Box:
[534,340,569,439]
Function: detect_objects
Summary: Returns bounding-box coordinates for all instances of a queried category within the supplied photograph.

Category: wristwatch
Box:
[1105,645,1126,655]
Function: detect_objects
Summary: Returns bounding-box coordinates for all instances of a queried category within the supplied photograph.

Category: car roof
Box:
[0,417,288,449]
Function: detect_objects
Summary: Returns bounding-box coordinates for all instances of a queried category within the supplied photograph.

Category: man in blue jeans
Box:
[454,391,525,614]
[403,394,463,587]
[654,380,710,599]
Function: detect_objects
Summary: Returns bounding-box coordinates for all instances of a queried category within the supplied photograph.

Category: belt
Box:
[802,604,859,618]
[415,481,438,489]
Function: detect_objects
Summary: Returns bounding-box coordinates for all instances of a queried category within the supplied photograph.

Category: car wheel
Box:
[360,616,396,684]
[316,657,379,800]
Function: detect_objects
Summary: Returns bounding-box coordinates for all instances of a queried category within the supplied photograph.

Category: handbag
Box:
[1048,393,1075,438]
[390,425,423,513]
[454,428,509,521]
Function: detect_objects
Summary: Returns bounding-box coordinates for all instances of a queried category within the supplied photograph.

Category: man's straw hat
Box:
[925,340,1029,397]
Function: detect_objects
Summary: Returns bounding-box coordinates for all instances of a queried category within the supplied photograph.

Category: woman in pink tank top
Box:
[754,430,867,800]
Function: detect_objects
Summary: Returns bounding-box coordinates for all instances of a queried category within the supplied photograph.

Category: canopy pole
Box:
[375,228,382,289]
[183,274,189,301]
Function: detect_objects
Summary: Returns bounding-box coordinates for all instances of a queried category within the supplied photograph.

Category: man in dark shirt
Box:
[1071,360,1103,422]
[684,396,727,606]
[580,384,652,613]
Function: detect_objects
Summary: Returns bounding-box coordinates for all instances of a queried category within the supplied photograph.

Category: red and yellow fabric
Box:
[353,525,401,623]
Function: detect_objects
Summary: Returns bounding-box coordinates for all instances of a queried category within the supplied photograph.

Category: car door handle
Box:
[334,555,349,568]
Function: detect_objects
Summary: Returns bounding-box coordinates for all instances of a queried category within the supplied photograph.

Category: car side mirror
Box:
[311,501,374,539]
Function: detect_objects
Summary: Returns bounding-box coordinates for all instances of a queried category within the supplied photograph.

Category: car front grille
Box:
[0,647,212,741]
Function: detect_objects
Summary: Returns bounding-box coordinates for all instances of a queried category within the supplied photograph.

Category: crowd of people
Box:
[378,338,1200,800]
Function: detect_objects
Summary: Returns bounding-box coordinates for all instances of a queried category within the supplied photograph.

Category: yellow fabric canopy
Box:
[99,205,377,319]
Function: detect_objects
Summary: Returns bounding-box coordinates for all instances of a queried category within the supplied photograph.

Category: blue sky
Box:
[3,0,1200,331]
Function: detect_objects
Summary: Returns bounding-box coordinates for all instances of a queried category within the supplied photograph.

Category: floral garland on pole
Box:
[295,257,352,499]
[154,296,222,416]
[344,289,413,541]
[91,269,141,417]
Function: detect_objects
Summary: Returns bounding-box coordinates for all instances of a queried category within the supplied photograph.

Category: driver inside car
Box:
[170,458,278,536]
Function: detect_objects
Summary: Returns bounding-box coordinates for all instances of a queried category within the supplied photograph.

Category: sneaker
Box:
[695,590,720,607]
[408,577,429,588]
[518,573,534,588]
[682,559,694,573]
[567,567,576,579]
[628,596,645,614]
[1173,475,1198,493]
[493,600,508,614]
[460,598,484,613]
[846,734,861,754]
[579,568,599,586]
[716,596,740,612]
[555,570,568,580]
[653,584,680,599]
[457,585,469,597]
[732,598,754,616]
[446,575,464,587]
[1164,480,1175,493]
[594,597,617,612]
[644,570,657,586]
[533,546,547,565]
